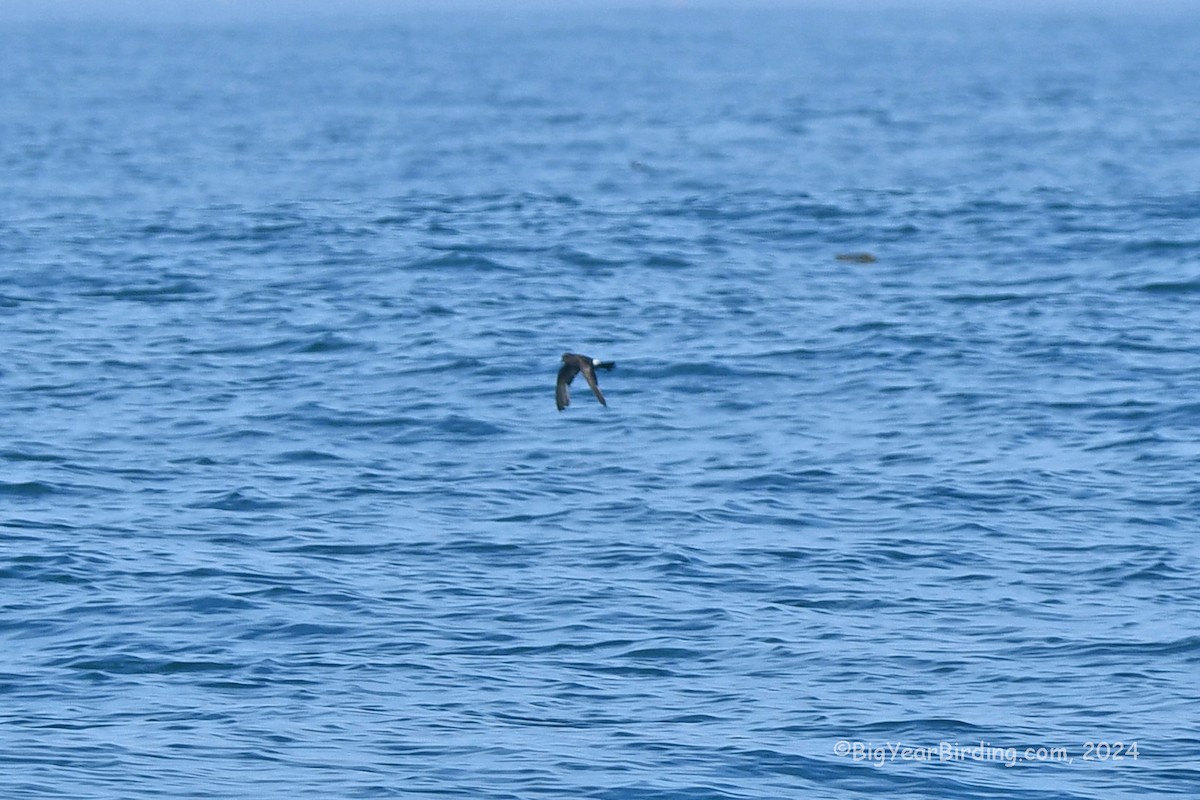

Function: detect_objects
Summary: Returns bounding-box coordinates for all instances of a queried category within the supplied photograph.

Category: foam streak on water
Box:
[2,7,1199,799]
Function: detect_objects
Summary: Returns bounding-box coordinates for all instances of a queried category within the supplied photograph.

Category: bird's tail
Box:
[594,361,615,370]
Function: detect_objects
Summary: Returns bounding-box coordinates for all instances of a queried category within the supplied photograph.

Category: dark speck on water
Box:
[3,4,1199,799]
[835,251,877,263]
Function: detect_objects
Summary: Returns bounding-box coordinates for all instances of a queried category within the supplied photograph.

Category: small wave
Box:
[275,449,343,463]
[642,252,693,269]
[941,292,1041,304]
[0,480,58,497]
[1135,278,1200,294]
[1,449,67,463]
[494,510,571,523]
[433,414,507,437]
[553,245,628,269]
[1124,239,1200,253]
[57,655,241,676]
[297,334,364,354]
[406,251,514,272]
[239,622,352,640]
[79,281,208,302]
[189,489,287,511]
[1083,434,1165,452]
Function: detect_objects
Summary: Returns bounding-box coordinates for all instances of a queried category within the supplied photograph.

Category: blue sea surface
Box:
[3,5,1199,799]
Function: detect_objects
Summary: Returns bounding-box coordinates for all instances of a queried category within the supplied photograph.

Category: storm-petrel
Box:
[556,353,615,411]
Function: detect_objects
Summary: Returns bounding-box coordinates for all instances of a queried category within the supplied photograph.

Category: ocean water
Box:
[3,5,1199,799]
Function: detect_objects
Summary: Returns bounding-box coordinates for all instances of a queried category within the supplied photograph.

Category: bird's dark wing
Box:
[556,361,580,411]
[580,362,607,406]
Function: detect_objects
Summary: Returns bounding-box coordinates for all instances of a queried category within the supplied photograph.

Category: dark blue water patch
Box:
[494,510,572,523]
[1122,238,1200,254]
[138,211,316,245]
[1081,559,1193,588]
[1133,278,1200,294]
[552,244,629,269]
[650,360,794,380]
[273,449,343,463]
[46,650,240,675]
[294,334,367,354]
[392,357,485,377]
[642,252,694,269]
[236,623,353,641]
[1,449,68,463]
[276,542,409,558]
[405,251,515,272]
[187,488,289,512]
[260,405,421,430]
[166,594,258,614]
[1005,635,1200,661]
[0,279,45,304]
[430,414,508,438]
[77,280,208,303]
[940,291,1049,305]
[1082,433,1167,452]
[1077,400,1160,421]
[695,469,842,494]
[0,480,60,497]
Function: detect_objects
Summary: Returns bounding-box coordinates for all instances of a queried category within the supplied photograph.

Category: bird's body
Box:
[556,352,615,411]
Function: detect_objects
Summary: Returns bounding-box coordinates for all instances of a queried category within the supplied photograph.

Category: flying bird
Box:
[556,352,615,411]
